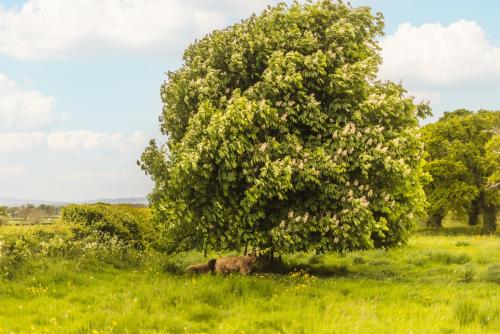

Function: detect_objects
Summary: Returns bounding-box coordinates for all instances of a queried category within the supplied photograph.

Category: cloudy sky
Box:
[1,0,499,202]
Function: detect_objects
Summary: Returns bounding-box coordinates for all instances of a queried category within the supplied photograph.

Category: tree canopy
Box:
[140,0,428,254]
[421,109,500,232]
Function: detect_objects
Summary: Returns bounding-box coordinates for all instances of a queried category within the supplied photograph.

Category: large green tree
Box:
[140,0,428,254]
[421,109,500,232]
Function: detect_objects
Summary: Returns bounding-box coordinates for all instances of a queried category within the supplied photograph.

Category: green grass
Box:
[0,234,499,333]
[0,217,59,227]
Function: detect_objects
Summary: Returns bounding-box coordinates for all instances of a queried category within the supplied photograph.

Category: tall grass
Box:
[0,226,499,333]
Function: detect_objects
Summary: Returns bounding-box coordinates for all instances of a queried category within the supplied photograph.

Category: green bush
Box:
[61,204,150,249]
[113,205,158,246]
[73,231,145,269]
[0,224,73,279]
[0,226,146,278]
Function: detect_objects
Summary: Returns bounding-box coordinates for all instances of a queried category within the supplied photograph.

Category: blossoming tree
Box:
[140,0,428,254]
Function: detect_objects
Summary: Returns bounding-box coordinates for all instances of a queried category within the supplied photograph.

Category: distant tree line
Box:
[0,204,61,224]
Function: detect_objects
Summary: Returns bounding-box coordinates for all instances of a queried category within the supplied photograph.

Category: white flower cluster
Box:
[39,237,66,257]
[286,210,313,225]
[375,143,389,153]
[359,196,369,207]
[342,122,356,136]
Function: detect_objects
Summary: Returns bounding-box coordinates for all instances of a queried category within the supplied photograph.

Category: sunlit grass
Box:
[0,234,499,333]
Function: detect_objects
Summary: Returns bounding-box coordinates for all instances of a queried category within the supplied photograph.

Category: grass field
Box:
[1,231,499,334]
[0,217,58,226]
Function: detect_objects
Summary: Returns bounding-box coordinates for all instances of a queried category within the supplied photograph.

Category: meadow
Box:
[1,222,499,334]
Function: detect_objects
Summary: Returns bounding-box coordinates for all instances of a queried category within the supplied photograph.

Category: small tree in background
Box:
[421,110,500,232]
[140,0,429,254]
[0,206,8,225]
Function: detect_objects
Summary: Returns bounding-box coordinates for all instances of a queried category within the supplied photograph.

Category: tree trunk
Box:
[468,199,481,226]
[427,211,444,228]
[482,205,497,234]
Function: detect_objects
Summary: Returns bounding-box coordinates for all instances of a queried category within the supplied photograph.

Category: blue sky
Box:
[1,0,499,201]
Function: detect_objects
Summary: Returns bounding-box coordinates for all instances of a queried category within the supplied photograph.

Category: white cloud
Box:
[47,130,121,152]
[0,128,151,201]
[0,73,54,130]
[110,131,149,154]
[0,164,28,175]
[56,167,152,201]
[0,130,146,154]
[409,90,441,105]
[60,169,130,182]
[46,130,147,153]
[0,0,280,60]
[0,132,46,153]
[379,20,500,85]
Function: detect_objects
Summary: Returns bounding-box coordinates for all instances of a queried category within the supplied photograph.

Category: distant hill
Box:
[0,197,67,207]
[0,196,148,207]
[85,197,148,205]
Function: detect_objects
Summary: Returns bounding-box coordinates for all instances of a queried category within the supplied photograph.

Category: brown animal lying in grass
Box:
[214,254,257,275]
[185,259,216,274]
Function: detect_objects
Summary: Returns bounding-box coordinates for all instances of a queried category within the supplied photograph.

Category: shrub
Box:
[61,204,148,249]
[0,224,74,279]
[74,231,144,269]
[114,205,158,246]
[0,238,29,279]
